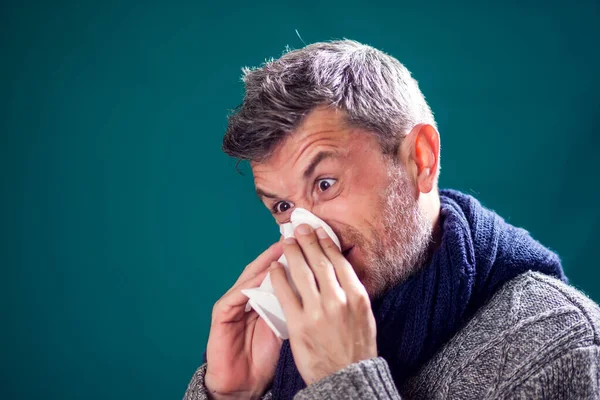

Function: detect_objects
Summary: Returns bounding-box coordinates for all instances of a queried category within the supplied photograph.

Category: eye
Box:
[317,178,336,192]
[272,201,293,214]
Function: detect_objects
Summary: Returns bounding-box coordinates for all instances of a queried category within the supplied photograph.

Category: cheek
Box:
[318,188,383,244]
[315,196,353,223]
[346,176,388,227]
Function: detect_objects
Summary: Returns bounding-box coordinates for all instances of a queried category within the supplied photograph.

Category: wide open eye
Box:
[273,201,293,214]
[317,178,336,192]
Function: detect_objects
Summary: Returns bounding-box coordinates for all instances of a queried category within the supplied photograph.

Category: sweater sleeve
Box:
[182,364,273,400]
[294,357,402,400]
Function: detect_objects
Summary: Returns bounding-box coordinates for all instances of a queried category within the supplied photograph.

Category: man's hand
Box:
[205,242,284,400]
[271,224,378,385]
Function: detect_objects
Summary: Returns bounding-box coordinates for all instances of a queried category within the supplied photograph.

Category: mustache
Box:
[336,225,377,256]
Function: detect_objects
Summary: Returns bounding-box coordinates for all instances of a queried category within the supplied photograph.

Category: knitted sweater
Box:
[184,271,600,399]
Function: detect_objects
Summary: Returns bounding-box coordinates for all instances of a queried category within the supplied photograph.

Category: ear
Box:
[403,124,440,194]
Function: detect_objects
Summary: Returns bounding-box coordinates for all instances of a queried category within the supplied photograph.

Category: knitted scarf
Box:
[270,189,567,399]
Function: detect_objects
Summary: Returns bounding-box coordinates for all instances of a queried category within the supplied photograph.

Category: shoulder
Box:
[402,272,600,399]
[488,271,600,335]
[492,271,600,342]
[447,271,600,362]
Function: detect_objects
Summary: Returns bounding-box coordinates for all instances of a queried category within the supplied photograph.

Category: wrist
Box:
[205,377,265,400]
[206,389,264,400]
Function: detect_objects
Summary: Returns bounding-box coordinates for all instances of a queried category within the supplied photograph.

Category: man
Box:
[184,40,600,399]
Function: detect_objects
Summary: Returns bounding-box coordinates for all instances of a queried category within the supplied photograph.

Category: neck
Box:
[422,190,443,265]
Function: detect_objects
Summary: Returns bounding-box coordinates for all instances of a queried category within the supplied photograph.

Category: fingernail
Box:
[284,237,296,244]
[296,224,311,235]
[316,227,328,239]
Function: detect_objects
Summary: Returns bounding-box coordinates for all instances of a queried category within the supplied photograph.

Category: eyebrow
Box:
[303,151,337,179]
[255,187,279,199]
[255,150,339,201]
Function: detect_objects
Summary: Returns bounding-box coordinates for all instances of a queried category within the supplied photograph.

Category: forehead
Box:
[251,107,372,177]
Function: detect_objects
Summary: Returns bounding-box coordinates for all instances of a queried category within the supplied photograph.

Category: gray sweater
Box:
[184,272,600,399]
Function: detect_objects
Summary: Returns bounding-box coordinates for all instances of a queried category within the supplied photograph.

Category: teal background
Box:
[2,1,599,399]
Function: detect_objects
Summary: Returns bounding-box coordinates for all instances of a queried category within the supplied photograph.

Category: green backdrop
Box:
[2,1,599,399]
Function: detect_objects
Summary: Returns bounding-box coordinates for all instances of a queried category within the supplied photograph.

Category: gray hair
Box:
[222,39,436,163]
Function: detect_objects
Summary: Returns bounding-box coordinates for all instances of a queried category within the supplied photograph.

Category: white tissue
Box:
[241,208,341,339]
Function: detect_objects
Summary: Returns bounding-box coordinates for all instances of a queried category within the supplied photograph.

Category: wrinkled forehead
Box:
[250,108,355,177]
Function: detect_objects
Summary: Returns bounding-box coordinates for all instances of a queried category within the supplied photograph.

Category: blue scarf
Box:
[270,189,567,399]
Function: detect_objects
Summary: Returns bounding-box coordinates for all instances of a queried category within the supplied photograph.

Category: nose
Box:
[298,204,341,236]
[292,200,315,216]
[298,203,320,220]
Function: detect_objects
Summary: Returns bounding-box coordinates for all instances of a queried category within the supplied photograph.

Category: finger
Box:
[294,224,341,298]
[270,262,302,321]
[315,227,365,294]
[234,241,283,286]
[283,237,320,308]
[220,265,276,311]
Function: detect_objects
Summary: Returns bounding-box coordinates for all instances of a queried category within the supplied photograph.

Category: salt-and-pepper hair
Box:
[222,39,436,162]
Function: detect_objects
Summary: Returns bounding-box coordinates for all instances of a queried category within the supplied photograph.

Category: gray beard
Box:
[363,164,434,299]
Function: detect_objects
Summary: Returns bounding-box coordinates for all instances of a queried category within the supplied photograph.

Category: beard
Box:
[344,163,434,299]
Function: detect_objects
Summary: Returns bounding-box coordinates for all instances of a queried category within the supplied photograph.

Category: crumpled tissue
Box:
[241,208,340,339]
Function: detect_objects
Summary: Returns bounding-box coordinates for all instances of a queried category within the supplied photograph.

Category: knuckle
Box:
[316,258,330,269]
[351,291,371,311]
[324,239,337,250]
[304,237,318,247]
[323,299,342,315]
[350,281,369,297]
[323,291,348,314]
[211,300,223,317]
[307,310,324,326]
[323,241,338,252]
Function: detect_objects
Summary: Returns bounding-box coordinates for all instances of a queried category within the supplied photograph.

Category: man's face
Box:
[251,107,432,298]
